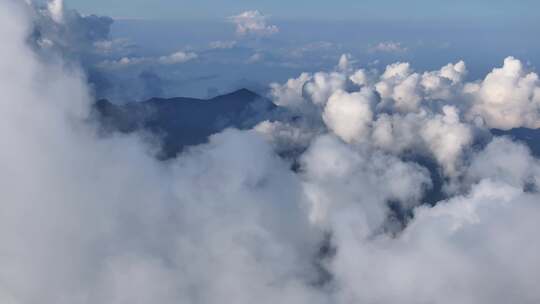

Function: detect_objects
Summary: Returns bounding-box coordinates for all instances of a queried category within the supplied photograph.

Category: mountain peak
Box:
[94,87,277,158]
[216,88,259,100]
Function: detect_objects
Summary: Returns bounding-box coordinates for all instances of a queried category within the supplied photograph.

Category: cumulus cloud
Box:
[466,56,540,129]
[418,106,473,175]
[304,72,349,106]
[330,179,540,304]
[375,62,422,112]
[322,89,375,143]
[269,72,312,109]
[374,60,467,112]
[371,106,474,177]
[264,54,538,180]
[229,10,279,36]
[466,137,540,188]
[3,2,540,304]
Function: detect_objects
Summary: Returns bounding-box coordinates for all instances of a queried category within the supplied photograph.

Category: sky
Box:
[68,0,538,22]
[26,0,536,101]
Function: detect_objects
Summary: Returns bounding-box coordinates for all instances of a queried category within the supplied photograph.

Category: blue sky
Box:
[68,0,536,22]
[61,0,540,100]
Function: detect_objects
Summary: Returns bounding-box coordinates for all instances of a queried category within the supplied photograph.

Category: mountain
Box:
[95,88,278,158]
[95,88,540,163]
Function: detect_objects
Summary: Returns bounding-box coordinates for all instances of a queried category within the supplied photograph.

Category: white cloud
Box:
[370,107,473,177]
[269,72,312,109]
[304,72,348,106]
[229,10,279,36]
[158,51,198,64]
[420,60,467,100]
[301,134,431,228]
[322,89,375,143]
[466,137,540,187]
[466,56,540,130]
[0,4,322,303]
[419,106,473,175]
[98,56,149,68]
[47,0,64,23]
[330,179,540,304]
[369,41,408,53]
[375,62,422,112]
[99,51,198,68]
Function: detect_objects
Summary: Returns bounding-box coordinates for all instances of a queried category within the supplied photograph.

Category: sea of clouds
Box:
[1,1,540,304]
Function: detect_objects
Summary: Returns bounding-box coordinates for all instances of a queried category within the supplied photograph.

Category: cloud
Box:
[209,40,237,49]
[158,51,198,64]
[304,72,349,106]
[229,10,279,37]
[0,3,322,304]
[373,60,468,112]
[246,52,264,64]
[99,51,198,68]
[3,2,540,304]
[269,72,312,109]
[289,41,335,58]
[100,56,150,67]
[466,137,540,188]
[375,62,423,112]
[337,54,353,73]
[371,107,474,177]
[30,0,114,58]
[300,134,431,228]
[466,56,540,129]
[93,38,133,54]
[322,89,375,144]
[263,54,538,180]
[46,0,63,23]
[369,41,408,53]
[330,179,540,304]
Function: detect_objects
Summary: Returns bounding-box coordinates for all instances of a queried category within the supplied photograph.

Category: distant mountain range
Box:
[94,88,540,160]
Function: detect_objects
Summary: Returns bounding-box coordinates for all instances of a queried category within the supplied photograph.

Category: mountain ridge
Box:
[95,88,540,161]
[94,88,277,158]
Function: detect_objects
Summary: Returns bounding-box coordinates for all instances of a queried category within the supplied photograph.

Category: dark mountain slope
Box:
[95,88,277,158]
[95,88,540,167]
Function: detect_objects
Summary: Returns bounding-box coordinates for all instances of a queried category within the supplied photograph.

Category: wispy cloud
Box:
[209,40,237,49]
[369,41,408,53]
[99,51,198,68]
